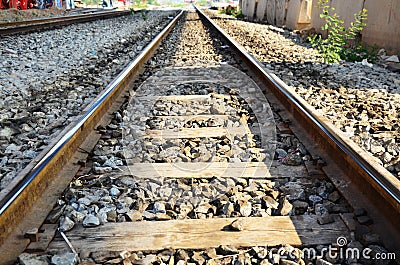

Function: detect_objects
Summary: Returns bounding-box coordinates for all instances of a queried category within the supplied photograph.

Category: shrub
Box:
[220,5,244,19]
[308,0,369,63]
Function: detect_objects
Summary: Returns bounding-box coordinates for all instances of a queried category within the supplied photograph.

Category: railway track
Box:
[0,6,399,265]
[0,9,130,35]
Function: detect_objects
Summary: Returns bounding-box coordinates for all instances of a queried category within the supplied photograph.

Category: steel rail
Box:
[194,5,400,239]
[0,10,184,257]
[0,9,131,35]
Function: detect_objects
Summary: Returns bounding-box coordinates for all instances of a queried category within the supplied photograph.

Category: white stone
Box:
[386,55,399,63]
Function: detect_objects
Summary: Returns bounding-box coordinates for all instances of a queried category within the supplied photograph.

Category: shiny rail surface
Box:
[0,9,131,35]
[194,5,400,249]
[0,10,183,263]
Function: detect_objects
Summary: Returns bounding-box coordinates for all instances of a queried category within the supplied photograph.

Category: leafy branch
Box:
[308,0,368,63]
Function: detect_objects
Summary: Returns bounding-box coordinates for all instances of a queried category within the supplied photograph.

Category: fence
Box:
[240,0,400,55]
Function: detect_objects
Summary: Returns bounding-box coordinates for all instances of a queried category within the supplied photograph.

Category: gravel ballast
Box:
[203,9,400,179]
[0,10,179,190]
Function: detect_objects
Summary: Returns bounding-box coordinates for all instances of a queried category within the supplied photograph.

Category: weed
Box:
[220,6,244,19]
[140,9,147,20]
[308,0,370,63]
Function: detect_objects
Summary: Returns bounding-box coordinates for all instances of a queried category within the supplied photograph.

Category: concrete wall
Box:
[298,0,312,23]
[241,0,400,55]
[266,0,276,24]
[331,0,364,28]
[287,0,312,29]
[256,0,268,21]
[248,0,312,29]
[275,0,287,26]
[363,0,400,55]
[242,0,256,20]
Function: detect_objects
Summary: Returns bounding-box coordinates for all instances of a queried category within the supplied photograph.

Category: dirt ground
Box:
[0,7,68,23]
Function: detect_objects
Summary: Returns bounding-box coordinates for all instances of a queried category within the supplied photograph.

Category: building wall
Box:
[331,0,364,29]
[242,0,256,20]
[287,0,312,29]
[256,0,268,21]
[362,0,400,55]
[266,0,276,24]
[241,0,400,55]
